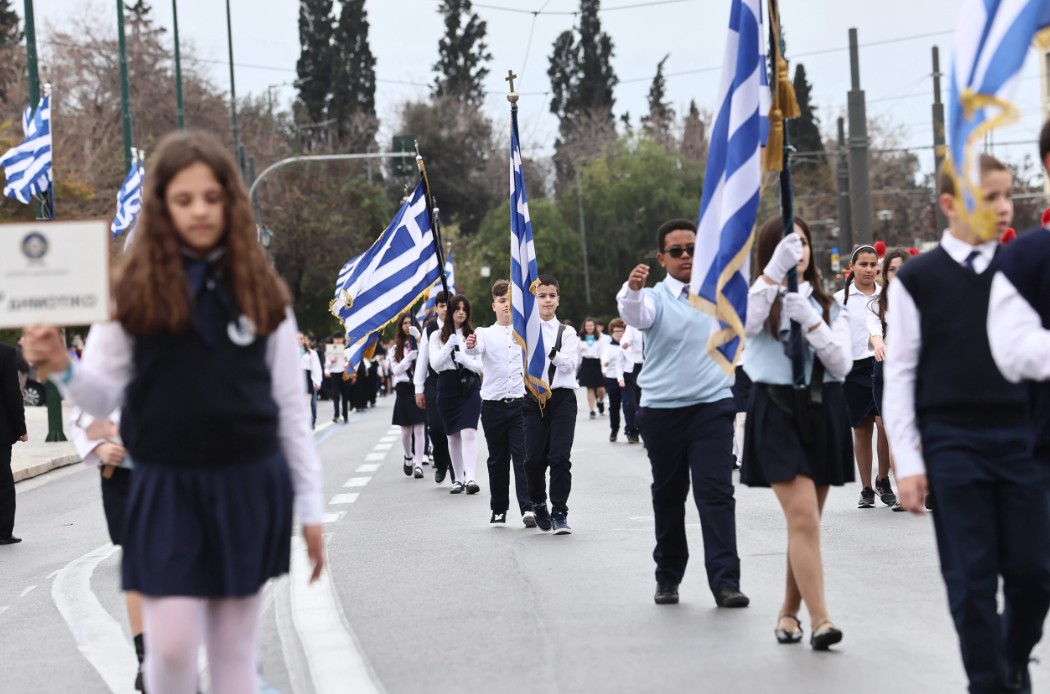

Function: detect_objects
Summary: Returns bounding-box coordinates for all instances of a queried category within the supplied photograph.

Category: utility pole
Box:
[116,0,134,172]
[847,28,873,245]
[931,45,948,234]
[172,0,185,129]
[575,167,592,313]
[225,0,242,175]
[836,117,853,258]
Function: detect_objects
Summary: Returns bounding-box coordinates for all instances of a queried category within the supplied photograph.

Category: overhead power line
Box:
[474,0,699,15]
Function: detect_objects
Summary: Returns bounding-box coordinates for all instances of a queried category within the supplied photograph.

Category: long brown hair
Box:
[114,130,290,336]
[394,312,418,361]
[872,247,910,335]
[440,294,474,344]
[578,317,597,338]
[753,215,834,337]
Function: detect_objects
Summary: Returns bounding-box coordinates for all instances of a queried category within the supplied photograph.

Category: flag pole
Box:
[415,142,450,301]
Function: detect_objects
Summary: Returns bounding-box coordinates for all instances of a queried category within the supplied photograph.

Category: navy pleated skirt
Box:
[392,381,426,426]
[578,357,603,389]
[740,383,855,488]
[120,448,294,598]
[436,370,481,435]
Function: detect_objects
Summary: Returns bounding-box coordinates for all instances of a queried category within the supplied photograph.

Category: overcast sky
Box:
[39,0,1048,183]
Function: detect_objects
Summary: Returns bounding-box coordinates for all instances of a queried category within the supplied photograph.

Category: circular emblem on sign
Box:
[22,232,48,260]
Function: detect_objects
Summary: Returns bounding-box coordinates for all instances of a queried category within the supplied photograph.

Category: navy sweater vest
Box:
[998,228,1050,461]
[895,246,1026,427]
[121,260,280,465]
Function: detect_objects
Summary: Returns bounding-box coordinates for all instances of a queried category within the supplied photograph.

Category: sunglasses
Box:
[664,244,695,259]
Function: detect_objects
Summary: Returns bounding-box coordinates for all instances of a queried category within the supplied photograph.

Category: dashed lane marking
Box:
[322,512,346,524]
[329,493,360,505]
[19,585,36,598]
[364,452,386,461]
[0,606,8,617]
[343,477,372,488]
[356,464,381,473]
[372,443,393,451]
[378,436,396,443]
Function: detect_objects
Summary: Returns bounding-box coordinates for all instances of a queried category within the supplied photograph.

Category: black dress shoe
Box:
[775,613,803,644]
[435,467,447,484]
[810,621,843,650]
[714,587,750,608]
[1005,660,1032,692]
[0,536,22,545]
[654,583,680,605]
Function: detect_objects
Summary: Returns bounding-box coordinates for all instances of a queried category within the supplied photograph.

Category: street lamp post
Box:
[172,0,185,129]
[225,0,241,175]
[116,0,134,173]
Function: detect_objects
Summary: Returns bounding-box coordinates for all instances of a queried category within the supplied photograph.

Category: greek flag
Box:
[948,0,1050,233]
[415,251,456,325]
[690,0,769,374]
[344,331,380,374]
[0,94,52,205]
[111,151,144,237]
[509,106,550,404]
[329,180,441,345]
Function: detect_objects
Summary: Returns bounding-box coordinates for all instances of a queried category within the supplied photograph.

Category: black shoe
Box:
[533,504,552,532]
[925,492,934,511]
[522,510,537,528]
[1005,659,1033,692]
[714,587,750,608]
[403,457,413,477]
[450,481,464,494]
[435,467,447,484]
[0,536,22,545]
[552,512,572,535]
[732,455,741,471]
[589,411,596,419]
[810,621,843,650]
[134,664,144,691]
[891,501,906,512]
[465,480,480,495]
[627,434,640,444]
[874,475,897,506]
[857,486,876,509]
[775,614,803,644]
[413,466,423,479]
[597,401,605,415]
[654,583,680,605]
[609,432,617,442]
[490,511,507,524]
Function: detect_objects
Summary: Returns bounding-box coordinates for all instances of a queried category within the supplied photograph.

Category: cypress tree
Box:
[681,99,707,163]
[432,0,492,105]
[642,55,674,147]
[788,63,824,164]
[576,0,617,124]
[296,0,334,125]
[329,0,377,152]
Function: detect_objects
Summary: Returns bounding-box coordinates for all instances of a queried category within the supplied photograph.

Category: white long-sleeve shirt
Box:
[466,323,525,400]
[620,325,644,373]
[69,407,126,469]
[55,312,325,525]
[429,327,483,374]
[413,319,443,394]
[883,231,999,480]
[602,340,627,382]
[833,282,880,359]
[390,348,419,385]
[301,349,322,391]
[988,271,1050,382]
[540,317,580,390]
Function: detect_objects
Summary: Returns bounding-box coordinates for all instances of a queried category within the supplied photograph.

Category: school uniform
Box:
[0,342,25,543]
[617,276,744,598]
[301,347,322,428]
[620,325,644,438]
[414,320,454,481]
[466,324,531,517]
[865,300,887,416]
[523,318,580,519]
[601,338,627,437]
[56,253,323,598]
[325,343,349,422]
[833,282,881,426]
[390,348,426,427]
[884,231,1050,693]
[69,408,134,546]
[429,328,483,435]
[577,334,604,389]
[740,282,855,488]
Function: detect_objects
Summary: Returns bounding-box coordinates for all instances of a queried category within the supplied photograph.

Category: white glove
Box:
[447,333,460,348]
[453,351,469,366]
[405,349,418,362]
[408,326,421,340]
[781,292,822,330]
[764,234,803,283]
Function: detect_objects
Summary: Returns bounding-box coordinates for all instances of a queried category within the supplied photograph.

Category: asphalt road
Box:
[2,391,1048,693]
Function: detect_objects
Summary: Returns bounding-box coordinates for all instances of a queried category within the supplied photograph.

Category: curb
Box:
[13,454,82,483]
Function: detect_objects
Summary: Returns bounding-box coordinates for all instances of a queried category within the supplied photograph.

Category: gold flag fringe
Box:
[763,0,800,172]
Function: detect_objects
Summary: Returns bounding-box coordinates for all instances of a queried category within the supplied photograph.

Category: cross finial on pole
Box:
[506,69,519,105]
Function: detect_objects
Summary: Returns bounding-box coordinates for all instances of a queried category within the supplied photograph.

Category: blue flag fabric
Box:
[112,152,144,237]
[415,251,456,325]
[0,94,52,205]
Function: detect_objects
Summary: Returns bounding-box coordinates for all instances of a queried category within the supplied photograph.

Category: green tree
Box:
[642,54,674,148]
[680,99,707,164]
[788,63,824,166]
[432,0,491,105]
[0,0,22,104]
[296,0,334,125]
[329,0,377,153]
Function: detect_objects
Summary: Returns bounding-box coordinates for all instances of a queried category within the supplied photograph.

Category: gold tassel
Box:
[1035,26,1050,51]
[764,56,801,173]
[764,108,784,171]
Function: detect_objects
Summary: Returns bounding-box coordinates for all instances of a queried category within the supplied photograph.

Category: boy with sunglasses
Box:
[617,218,748,608]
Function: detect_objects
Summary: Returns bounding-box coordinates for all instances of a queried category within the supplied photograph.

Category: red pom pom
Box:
[1000,227,1017,245]
[1042,207,1050,227]
[873,241,887,258]
[908,247,920,256]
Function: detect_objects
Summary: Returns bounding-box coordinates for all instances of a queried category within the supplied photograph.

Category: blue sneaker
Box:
[533,504,552,532]
[552,512,572,535]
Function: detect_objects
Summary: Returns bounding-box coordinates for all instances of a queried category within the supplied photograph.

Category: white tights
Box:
[142,593,262,694]
[447,428,478,483]
[401,423,425,466]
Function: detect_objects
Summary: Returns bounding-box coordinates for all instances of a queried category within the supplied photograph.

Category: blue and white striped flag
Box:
[690,0,769,373]
[0,94,52,205]
[509,107,550,404]
[948,0,1050,238]
[112,151,144,237]
[329,180,441,345]
[415,251,456,325]
[344,331,380,375]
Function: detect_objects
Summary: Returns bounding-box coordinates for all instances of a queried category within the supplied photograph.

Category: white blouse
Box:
[428,327,483,374]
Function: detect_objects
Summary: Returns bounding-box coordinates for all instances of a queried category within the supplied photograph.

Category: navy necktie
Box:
[963,250,980,274]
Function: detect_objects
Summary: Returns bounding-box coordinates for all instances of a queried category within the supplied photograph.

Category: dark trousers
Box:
[604,378,622,434]
[637,398,740,593]
[0,445,14,539]
[481,399,530,514]
[523,389,577,514]
[621,371,639,437]
[330,376,350,420]
[922,421,1050,694]
[424,378,452,478]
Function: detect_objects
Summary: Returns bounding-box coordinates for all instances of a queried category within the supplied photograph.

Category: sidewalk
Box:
[11,402,80,483]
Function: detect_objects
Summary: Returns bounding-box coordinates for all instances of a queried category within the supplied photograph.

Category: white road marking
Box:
[378,436,396,443]
[329,493,360,505]
[386,428,400,434]
[322,512,346,524]
[364,452,386,461]
[289,536,383,694]
[356,464,381,473]
[47,569,60,580]
[52,543,134,692]
[274,574,314,694]
[372,443,393,451]
[343,477,372,488]
[19,585,36,598]
[0,606,8,617]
